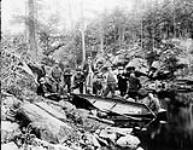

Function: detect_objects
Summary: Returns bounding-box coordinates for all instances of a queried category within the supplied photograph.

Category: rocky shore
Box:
[1,91,144,150]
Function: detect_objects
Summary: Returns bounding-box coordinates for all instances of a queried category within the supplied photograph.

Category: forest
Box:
[1,0,193,150]
[2,0,193,98]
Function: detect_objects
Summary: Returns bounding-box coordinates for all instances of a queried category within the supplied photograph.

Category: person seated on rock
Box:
[142,93,160,113]
[36,77,54,97]
[72,67,85,94]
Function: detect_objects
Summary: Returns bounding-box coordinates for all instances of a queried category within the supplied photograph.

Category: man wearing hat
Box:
[83,57,94,78]
[50,63,63,93]
[36,76,54,96]
[83,57,94,93]
[126,72,142,99]
[103,66,118,97]
[93,69,103,96]
[142,92,160,113]
[72,67,85,94]
[63,65,72,93]
[117,66,127,96]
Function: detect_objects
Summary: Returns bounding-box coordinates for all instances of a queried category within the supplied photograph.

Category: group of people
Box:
[37,58,142,99]
[36,57,160,112]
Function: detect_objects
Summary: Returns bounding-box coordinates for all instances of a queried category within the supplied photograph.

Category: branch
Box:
[44,43,65,56]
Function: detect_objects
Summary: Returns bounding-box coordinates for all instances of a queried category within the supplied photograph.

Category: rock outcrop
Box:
[1,92,143,150]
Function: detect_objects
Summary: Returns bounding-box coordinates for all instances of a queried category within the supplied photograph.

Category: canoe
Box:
[71,94,158,118]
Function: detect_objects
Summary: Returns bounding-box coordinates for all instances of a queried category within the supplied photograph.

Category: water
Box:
[136,98,193,150]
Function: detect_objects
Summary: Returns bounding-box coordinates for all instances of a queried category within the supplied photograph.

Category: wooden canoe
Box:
[71,94,158,119]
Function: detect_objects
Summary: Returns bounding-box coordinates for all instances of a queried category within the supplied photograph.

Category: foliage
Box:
[2,0,193,76]
[1,35,37,98]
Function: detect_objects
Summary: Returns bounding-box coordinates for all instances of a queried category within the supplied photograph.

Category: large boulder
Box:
[116,134,140,149]
[126,58,149,74]
[19,103,75,144]
[82,132,101,149]
[34,102,67,121]
[99,129,117,143]
[1,105,7,121]
[2,95,21,108]
[136,146,144,150]
[32,138,73,150]
[2,95,22,121]
[1,142,19,150]
[66,108,90,124]
[1,121,21,143]
[28,146,47,150]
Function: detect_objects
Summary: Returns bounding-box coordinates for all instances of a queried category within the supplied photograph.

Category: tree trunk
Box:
[81,29,86,65]
[118,25,124,46]
[81,0,86,66]
[28,0,37,61]
[100,24,104,53]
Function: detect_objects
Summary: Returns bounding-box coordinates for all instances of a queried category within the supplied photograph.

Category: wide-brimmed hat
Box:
[118,66,124,70]
[76,67,82,71]
[39,77,46,83]
[138,88,148,97]
[97,61,103,64]
[126,66,135,71]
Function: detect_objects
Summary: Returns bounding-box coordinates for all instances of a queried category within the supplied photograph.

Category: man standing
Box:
[72,67,85,94]
[63,65,72,93]
[50,63,63,93]
[93,69,103,96]
[103,66,117,97]
[83,57,94,78]
[127,72,142,99]
[117,66,127,97]
[83,57,94,93]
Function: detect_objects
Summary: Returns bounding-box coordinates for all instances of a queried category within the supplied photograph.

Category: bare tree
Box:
[80,0,86,66]
[28,0,37,61]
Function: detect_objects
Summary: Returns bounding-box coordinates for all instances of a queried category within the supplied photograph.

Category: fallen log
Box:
[18,103,74,144]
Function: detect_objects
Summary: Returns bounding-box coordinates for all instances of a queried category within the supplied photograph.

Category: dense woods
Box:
[2,0,193,92]
[2,1,193,60]
[1,0,193,150]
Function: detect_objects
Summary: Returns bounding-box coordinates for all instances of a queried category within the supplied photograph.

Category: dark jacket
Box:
[73,73,85,85]
[128,76,142,92]
[63,68,72,84]
[117,74,127,89]
[51,66,62,82]
[83,63,94,77]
